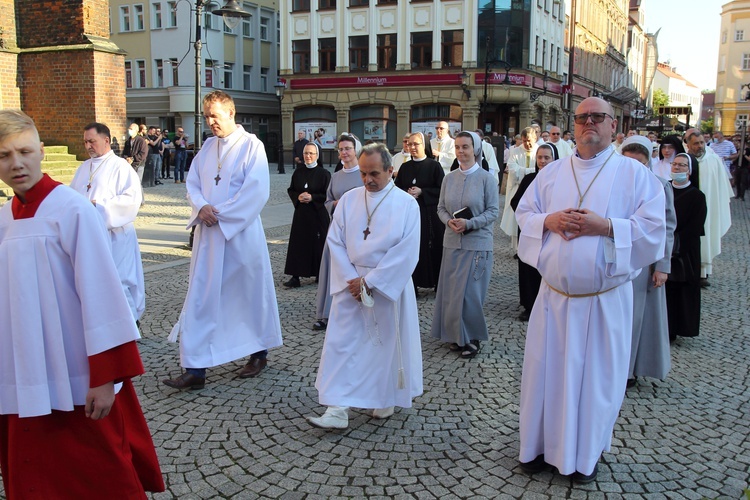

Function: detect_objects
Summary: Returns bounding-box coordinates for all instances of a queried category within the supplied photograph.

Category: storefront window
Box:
[349,105,397,149]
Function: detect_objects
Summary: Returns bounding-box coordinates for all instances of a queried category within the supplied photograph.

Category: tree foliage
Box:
[700,117,714,134]
[653,89,670,110]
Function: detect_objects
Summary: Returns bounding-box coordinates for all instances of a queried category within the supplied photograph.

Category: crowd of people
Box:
[0,91,738,495]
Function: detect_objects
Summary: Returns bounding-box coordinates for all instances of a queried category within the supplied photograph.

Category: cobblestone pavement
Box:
[3,167,750,499]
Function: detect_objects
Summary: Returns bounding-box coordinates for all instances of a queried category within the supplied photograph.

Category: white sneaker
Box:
[371,406,394,419]
[307,406,349,429]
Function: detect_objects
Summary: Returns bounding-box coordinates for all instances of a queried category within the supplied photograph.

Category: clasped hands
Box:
[297,192,313,204]
[448,218,468,234]
[407,186,422,199]
[346,276,370,301]
[198,204,220,227]
[544,208,609,241]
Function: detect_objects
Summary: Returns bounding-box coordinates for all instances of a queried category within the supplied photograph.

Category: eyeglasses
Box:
[407,142,423,147]
[670,162,689,168]
[435,127,446,130]
[573,112,613,125]
[338,147,354,152]
[303,151,317,156]
[550,132,560,135]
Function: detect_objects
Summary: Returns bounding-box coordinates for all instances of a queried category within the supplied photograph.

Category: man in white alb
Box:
[307,143,422,430]
[164,90,283,390]
[547,125,573,158]
[430,121,456,175]
[515,97,666,483]
[70,122,145,321]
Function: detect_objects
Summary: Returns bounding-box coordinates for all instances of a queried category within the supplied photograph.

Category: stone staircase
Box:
[0,145,80,203]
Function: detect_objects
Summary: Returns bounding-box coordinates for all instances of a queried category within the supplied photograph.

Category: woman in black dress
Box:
[666,152,707,341]
[510,143,558,321]
[283,142,331,288]
[395,132,445,291]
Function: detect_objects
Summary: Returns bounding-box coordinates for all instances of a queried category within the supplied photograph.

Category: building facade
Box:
[653,62,702,127]
[109,0,282,154]
[715,0,750,135]
[278,0,567,159]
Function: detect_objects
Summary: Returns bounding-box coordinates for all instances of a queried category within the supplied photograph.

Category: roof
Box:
[657,63,698,89]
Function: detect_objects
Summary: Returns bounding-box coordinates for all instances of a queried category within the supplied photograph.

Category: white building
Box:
[653,62,702,126]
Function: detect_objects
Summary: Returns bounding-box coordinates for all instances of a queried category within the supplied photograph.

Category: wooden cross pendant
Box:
[363,226,371,240]
[86,183,92,192]
[214,173,221,185]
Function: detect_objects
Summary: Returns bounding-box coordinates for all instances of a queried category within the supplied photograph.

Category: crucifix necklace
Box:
[363,183,395,240]
[214,133,244,185]
[570,150,615,209]
[86,157,107,192]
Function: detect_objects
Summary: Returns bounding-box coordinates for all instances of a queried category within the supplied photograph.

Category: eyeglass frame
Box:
[572,112,614,125]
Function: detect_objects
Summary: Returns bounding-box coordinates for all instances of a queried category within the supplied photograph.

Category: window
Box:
[260,16,270,41]
[243,65,252,90]
[242,9,253,37]
[136,60,146,88]
[167,1,177,27]
[120,6,131,32]
[319,38,336,72]
[277,18,281,44]
[155,59,164,87]
[205,11,214,30]
[722,30,727,44]
[736,30,744,41]
[170,58,179,85]
[223,21,234,34]
[293,40,311,74]
[350,0,368,6]
[411,32,432,69]
[134,5,144,30]
[349,36,368,71]
[293,0,310,11]
[205,59,217,87]
[125,61,133,88]
[742,53,750,70]
[152,2,162,28]
[260,68,269,92]
[377,34,396,70]
[441,30,463,68]
[544,0,549,12]
[224,63,234,89]
[377,0,397,4]
[319,0,335,8]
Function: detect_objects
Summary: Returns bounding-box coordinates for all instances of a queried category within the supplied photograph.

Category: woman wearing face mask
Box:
[395,132,445,292]
[652,134,685,180]
[431,131,499,359]
[311,133,364,330]
[283,142,332,289]
[510,143,559,321]
[665,152,707,343]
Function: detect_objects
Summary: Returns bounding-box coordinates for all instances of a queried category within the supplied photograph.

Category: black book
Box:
[452,207,474,235]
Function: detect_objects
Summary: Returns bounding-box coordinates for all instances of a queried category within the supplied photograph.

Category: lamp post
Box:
[191,0,250,152]
[480,35,512,131]
[275,80,286,174]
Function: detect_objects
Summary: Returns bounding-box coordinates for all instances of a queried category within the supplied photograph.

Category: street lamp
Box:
[191,0,250,152]
[480,35,513,130]
[275,79,286,174]
[460,69,471,99]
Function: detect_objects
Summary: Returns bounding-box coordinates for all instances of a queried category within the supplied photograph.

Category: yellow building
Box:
[716,0,750,135]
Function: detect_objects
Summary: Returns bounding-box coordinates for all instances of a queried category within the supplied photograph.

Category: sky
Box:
[642,0,724,91]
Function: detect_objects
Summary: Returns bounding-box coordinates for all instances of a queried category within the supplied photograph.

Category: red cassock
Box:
[0,175,164,499]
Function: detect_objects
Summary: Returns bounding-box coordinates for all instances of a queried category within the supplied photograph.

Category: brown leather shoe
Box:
[162,372,205,390]
[238,357,267,378]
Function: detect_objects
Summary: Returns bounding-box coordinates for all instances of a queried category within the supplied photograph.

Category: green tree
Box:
[700,117,714,134]
[653,89,670,111]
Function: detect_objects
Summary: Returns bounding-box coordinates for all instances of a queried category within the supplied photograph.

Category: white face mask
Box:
[670,171,688,183]
[127,128,137,138]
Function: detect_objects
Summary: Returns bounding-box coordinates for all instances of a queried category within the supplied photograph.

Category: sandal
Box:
[449,343,462,352]
[312,320,327,331]
[461,340,480,359]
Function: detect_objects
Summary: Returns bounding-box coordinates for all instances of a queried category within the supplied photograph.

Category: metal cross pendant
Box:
[363,226,371,240]
[214,173,221,185]
[86,183,91,192]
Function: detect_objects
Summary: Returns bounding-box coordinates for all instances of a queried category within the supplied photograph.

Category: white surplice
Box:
[170,125,282,368]
[70,150,145,320]
[0,186,140,417]
[481,140,501,185]
[549,138,574,159]
[430,137,456,175]
[500,144,538,239]
[315,182,423,409]
[515,146,666,476]
[695,149,732,277]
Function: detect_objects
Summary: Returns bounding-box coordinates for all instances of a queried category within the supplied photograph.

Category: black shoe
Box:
[155,181,163,185]
[518,309,530,322]
[283,276,301,288]
[519,454,547,473]
[570,463,598,483]
[162,372,205,390]
[626,378,636,388]
[312,320,327,331]
[700,277,710,288]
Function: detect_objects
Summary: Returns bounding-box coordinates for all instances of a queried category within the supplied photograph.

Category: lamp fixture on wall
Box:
[461,69,471,99]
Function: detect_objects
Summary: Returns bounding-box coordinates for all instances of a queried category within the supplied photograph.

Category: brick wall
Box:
[16,0,109,48]
[0,0,20,109]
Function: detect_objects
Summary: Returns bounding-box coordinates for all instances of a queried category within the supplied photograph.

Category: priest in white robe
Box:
[683,128,732,281]
[430,121,456,175]
[164,91,283,390]
[70,122,145,321]
[308,143,422,430]
[515,98,666,483]
[500,126,538,250]
[547,126,574,158]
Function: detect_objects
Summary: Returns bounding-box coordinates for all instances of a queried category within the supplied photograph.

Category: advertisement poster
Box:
[294,122,338,149]
[411,121,462,143]
[363,120,385,141]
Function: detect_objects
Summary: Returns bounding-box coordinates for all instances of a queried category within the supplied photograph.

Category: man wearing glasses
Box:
[546,125,573,158]
[515,97,666,483]
[430,121,456,175]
